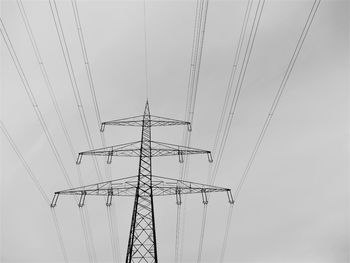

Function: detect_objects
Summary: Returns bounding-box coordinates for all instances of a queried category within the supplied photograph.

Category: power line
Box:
[79,208,94,263]
[105,165,120,263]
[220,1,322,261]
[82,207,98,262]
[69,1,121,261]
[0,121,50,204]
[51,209,69,263]
[234,0,321,200]
[175,1,201,262]
[143,0,150,100]
[16,2,97,260]
[106,207,118,262]
[180,0,208,182]
[0,121,68,263]
[196,205,208,263]
[196,1,265,261]
[176,1,209,262]
[48,0,103,182]
[209,0,265,187]
[1,14,97,261]
[219,204,234,262]
[70,0,106,149]
[0,17,73,188]
[210,0,253,162]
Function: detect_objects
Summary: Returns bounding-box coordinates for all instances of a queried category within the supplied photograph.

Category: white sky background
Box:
[0,0,349,262]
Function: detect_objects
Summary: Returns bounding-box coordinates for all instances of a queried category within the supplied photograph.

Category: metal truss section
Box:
[52,101,232,263]
[51,175,233,205]
[76,140,213,165]
[125,101,157,263]
[100,115,191,132]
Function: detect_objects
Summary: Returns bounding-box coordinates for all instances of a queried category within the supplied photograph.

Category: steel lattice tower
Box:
[126,102,157,261]
[51,101,234,263]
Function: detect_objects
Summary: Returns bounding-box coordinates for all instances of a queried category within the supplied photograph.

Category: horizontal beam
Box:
[76,141,213,164]
[51,175,233,207]
[100,115,191,131]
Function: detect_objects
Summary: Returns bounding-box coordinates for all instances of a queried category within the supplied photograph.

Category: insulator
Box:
[78,191,87,207]
[100,123,106,132]
[76,153,82,165]
[227,190,235,204]
[187,123,192,132]
[178,151,184,163]
[50,193,59,208]
[107,152,113,164]
[201,190,208,205]
[106,190,113,207]
[176,188,182,205]
[207,152,213,163]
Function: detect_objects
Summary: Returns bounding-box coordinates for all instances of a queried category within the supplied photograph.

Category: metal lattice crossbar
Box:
[51,101,232,263]
[51,175,233,203]
[75,141,213,164]
[100,115,192,131]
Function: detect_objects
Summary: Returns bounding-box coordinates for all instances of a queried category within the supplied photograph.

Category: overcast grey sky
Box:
[1,0,349,262]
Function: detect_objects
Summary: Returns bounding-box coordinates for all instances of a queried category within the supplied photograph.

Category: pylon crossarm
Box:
[50,175,232,207]
[151,141,213,162]
[76,140,213,164]
[76,141,141,164]
[101,115,191,131]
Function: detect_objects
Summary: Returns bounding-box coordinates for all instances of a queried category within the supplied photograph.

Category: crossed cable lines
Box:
[175,0,209,262]
[190,0,321,262]
[197,1,265,261]
[1,0,322,261]
[219,1,321,261]
[49,0,122,261]
[1,122,68,262]
[1,0,122,262]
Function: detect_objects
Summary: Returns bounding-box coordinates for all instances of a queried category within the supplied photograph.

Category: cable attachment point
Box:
[176,186,182,205]
[100,123,106,132]
[50,193,59,208]
[76,153,82,165]
[227,190,235,204]
[207,152,213,163]
[106,189,113,207]
[78,191,87,207]
[107,151,113,164]
[201,189,208,205]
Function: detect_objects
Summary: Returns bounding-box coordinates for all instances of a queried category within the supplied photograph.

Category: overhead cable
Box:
[0,121,68,263]
[49,0,103,182]
[70,0,107,151]
[209,0,265,187]
[219,204,234,262]
[70,1,121,261]
[16,1,97,260]
[175,1,201,262]
[210,0,253,163]
[197,1,265,262]
[0,17,73,188]
[196,205,208,263]
[220,1,321,262]
[234,0,321,199]
[176,1,209,262]
[143,0,150,100]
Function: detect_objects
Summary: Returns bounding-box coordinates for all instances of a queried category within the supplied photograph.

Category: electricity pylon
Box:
[51,101,234,263]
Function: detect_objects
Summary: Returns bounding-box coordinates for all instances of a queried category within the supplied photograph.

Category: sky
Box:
[1,0,349,262]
